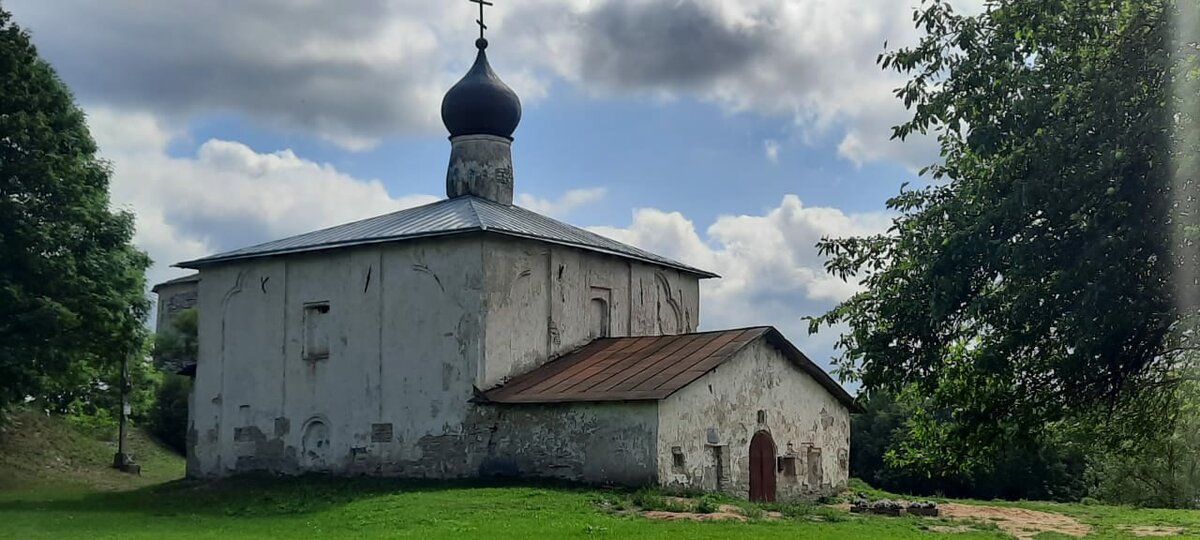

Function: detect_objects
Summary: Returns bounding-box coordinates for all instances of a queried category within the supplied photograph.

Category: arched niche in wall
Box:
[589,286,612,339]
[654,272,682,335]
[300,416,331,470]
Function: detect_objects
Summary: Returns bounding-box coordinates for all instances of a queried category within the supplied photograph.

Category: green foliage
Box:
[695,493,722,514]
[141,308,198,453]
[47,343,161,442]
[811,0,1200,469]
[851,391,1088,502]
[147,374,190,454]
[0,8,151,413]
[629,488,688,512]
[151,308,197,373]
[1088,381,1200,508]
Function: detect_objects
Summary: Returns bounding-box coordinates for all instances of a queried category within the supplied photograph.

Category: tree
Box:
[852,390,1087,502]
[812,0,1200,469]
[1088,375,1200,508]
[148,308,196,453]
[152,308,197,374]
[0,8,151,414]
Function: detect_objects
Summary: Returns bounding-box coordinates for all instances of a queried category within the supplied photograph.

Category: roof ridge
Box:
[178,197,453,266]
[498,202,716,277]
[177,196,718,277]
[464,196,488,231]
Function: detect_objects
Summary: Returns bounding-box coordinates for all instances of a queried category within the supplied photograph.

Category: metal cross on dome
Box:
[469,0,493,40]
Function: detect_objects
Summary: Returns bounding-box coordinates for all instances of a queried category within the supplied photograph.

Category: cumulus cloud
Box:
[8,0,452,149]
[516,187,608,218]
[7,0,977,167]
[505,0,983,170]
[87,108,438,288]
[590,195,892,370]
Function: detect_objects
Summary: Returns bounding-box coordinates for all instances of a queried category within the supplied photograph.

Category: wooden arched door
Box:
[749,431,777,502]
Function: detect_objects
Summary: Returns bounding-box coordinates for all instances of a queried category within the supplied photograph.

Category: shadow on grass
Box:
[0,475,617,518]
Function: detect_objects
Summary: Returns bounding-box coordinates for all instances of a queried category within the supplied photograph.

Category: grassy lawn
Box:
[0,478,1010,540]
[0,412,1197,539]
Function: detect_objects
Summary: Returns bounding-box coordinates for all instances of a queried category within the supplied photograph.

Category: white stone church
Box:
[166,34,856,502]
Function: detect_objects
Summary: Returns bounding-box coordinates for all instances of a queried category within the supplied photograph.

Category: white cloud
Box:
[7,0,980,168]
[516,187,608,218]
[764,139,781,163]
[87,108,439,289]
[503,0,984,170]
[590,195,892,370]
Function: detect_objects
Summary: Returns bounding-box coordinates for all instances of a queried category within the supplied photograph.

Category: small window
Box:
[756,410,767,424]
[779,455,798,476]
[671,446,685,469]
[304,302,331,361]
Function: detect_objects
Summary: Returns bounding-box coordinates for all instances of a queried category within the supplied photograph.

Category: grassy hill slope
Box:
[0,408,184,492]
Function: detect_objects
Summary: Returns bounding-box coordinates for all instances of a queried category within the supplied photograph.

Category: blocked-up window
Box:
[807,447,823,486]
[303,302,331,360]
[589,297,610,339]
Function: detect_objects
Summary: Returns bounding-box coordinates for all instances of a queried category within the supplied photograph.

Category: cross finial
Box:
[469,0,493,46]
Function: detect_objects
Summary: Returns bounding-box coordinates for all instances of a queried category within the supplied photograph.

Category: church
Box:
[168,28,856,502]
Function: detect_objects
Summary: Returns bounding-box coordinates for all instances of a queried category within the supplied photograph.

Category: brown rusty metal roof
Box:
[480,326,859,411]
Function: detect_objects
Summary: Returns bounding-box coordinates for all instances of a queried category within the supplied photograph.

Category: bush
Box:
[147,374,190,454]
[695,494,721,514]
[63,404,118,439]
[629,488,689,512]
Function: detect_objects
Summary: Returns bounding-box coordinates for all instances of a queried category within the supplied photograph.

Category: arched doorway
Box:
[749,431,777,502]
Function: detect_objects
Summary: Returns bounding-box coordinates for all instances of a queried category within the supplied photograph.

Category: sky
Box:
[6,0,970,384]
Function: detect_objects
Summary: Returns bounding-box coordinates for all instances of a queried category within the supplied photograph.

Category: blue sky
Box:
[179,89,916,223]
[6,0,962,380]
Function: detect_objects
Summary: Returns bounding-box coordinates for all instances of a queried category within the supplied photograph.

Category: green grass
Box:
[0,413,1197,539]
[0,409,184,491]
[0,478,1015,540]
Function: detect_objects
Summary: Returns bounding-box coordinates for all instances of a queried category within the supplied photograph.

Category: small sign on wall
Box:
[371,423,393,443]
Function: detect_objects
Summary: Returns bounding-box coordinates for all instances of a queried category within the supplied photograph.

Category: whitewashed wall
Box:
[655,338,851,500]
[189,236,486,477]
[188,233,702,479]
[481,236,702,388]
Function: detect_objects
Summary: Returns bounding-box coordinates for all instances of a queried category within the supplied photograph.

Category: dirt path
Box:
[1117,525,1188,537]
[935,503,1090,539]
[833,501,1092,539]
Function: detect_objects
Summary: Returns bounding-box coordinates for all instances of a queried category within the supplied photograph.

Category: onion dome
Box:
[441,38,522,140]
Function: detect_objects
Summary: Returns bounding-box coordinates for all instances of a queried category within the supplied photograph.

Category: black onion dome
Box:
[441,39,522,139]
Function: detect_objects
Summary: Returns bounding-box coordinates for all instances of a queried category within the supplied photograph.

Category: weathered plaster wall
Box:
[468,402,659,485]
[153,281,197,334]
[656,339,851,500]
[189,232,697,480]
[481,236,701,388]
[189,236,486,478]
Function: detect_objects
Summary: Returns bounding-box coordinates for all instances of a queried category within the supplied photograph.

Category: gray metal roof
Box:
[177,196,718,277]
[150,272,200,293]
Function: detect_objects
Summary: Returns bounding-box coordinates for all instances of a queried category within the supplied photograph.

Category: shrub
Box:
[695,495,721,514]
[147,374,190,453]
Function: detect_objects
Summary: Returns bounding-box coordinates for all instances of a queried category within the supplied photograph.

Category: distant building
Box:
[150,273,199,334]
[175,34,855,501]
